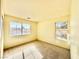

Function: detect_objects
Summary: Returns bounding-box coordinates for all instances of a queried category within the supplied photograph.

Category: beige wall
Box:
[38,15,70,49]
[0,0,1,16]
[0,0,1,57]
[4,15,37,49]
[70,0,79,59]
[0,19,1,59]
[3,14,70,49]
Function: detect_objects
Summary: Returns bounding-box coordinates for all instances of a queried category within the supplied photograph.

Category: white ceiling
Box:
[3,0,71,22]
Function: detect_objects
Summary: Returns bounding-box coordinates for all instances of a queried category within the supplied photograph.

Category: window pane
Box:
[10,21,17,36]
[56,22,68,29]
[16,23,21,35]
[22,24,31,35]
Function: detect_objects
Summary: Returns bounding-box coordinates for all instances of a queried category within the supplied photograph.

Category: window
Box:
[10,21,31,36]
[55,21,69,41]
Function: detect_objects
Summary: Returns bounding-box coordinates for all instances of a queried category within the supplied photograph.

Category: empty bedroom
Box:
[0,0,79,59]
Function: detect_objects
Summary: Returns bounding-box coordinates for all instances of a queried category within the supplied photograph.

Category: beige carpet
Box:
[34,41,70,59]
[4,41,70,59]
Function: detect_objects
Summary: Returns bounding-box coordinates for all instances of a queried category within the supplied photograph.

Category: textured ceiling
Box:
[3,0,71,22]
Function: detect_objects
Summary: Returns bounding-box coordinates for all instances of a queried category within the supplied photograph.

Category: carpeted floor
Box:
[4,41,70,59]
[34,41,70,59]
